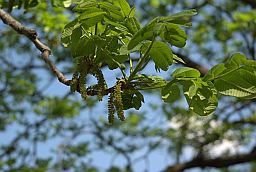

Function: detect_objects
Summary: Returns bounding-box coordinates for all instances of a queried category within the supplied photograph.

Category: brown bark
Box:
[174,52,208,76]
[165,148,256,172]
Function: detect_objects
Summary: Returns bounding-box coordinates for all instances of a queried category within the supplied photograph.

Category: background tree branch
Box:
[173,52,208,75]
[0,9,70,86]
[164,148,256,172]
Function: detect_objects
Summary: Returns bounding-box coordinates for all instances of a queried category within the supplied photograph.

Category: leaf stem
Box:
[120,68,127,80]
[128,38,155,82]
[129,55,133,74]
[95,23,98,35]
[208,66,243,81]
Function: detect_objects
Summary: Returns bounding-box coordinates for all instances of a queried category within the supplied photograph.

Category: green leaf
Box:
[106,36,119,52]
[61,19,80,47]
[115,0,131,17]
[96,49,114,69]
[133,74,167,90]
[128,13,190,49]
[125,17,141,34]
[119,43,142,55]
[159,23,187,48]
[143,41,173,71]
[113,54,129,64]
[127,18,158,50]
[161,81,180,103]
[71,37,96,58]
[225,52,249,68]
[96,49,128,70]
[214,66,256,99]
[100,2,124,21]
[69,26,83,51]
[181,80,218,116]
[203,64,226,81]
[168,9,198,18]
[104,17,129,32]
[133,91,144,110]
[122,90,144,110]
[78,10,106,28]
[129,6,136,17]
[172,67,201,78]
[159,9,197,27]
[73,0,98,12]
[79,11,106,21]
[204,53,256,99]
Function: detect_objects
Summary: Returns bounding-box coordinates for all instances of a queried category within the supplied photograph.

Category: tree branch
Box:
[164,148,256,172]
[0,9,70,86]
[0,9,125,97]
[174,52,208,75]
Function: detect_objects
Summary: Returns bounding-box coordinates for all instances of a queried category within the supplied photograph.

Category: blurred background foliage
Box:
[0,0,255,172]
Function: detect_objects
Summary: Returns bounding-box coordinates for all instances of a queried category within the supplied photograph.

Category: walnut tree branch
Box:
[173,52,209,75]
[164,148,256,172]
[0,9,120,96]
[0,9,70,86]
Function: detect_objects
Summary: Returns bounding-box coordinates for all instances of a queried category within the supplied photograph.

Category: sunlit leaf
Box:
[128,18,158,50]
[182,80,218,116]
[172,67,201,78]
[204,53,256,99]
[114,0,131,17]
[161,81,180,103]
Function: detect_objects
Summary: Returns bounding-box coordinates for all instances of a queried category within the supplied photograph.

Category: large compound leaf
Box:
[214,66,256,98]
[128,20,188,50]
[204,53,256,99]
